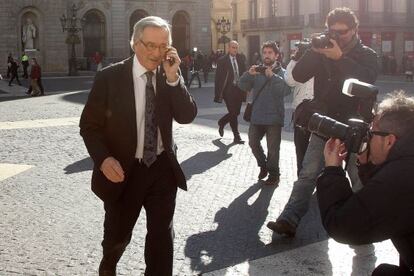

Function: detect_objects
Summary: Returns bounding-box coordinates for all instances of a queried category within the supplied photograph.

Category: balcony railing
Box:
[309,12,412,28]
[241,15,304,32]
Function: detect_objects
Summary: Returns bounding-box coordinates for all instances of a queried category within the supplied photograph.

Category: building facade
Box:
[0,0,211,74]
[231,0,414,72]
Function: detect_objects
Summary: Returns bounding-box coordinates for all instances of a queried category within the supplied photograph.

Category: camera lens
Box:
[308,113,349,140]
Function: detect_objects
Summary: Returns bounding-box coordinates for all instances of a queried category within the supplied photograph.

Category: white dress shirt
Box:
[132,56,179,159]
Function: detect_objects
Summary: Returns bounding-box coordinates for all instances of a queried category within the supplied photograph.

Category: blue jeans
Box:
[278,134,361,226]
[248,124,282,178]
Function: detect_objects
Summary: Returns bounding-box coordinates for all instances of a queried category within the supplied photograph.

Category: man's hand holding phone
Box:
[163,46,181,82]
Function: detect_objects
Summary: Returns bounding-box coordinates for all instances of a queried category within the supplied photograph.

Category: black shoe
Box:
[8,84,12,86]
[218,123,224,137]
[258,167,268,180]
[25,91,31,95]
[264,176,279,186]
[267,219,296,237]
[233,136,245,144]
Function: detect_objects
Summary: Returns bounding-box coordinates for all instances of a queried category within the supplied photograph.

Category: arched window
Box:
[130,10,149,39]
[83,9,106,58]
[172,11,190,56]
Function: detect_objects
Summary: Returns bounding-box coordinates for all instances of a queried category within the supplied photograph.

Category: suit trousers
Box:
[218,85,243,136]
[100,152,177,276]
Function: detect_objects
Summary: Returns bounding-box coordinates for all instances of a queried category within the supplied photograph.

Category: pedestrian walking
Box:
[6,53,12,78]
[26,58,44,96]
[79,16,197,276]
[21,52,29,78]
[214,40,247,144]
[8,58,21,86]
[238,41,291,185]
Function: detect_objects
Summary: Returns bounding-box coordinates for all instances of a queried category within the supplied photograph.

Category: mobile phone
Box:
[165,48,175,66]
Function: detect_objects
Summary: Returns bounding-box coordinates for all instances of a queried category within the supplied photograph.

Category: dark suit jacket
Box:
[79,56,197,202]
[214,54,246,103]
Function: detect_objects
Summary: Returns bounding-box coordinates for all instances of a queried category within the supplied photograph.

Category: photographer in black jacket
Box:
[317,91,414,275]
[267,7,378,236]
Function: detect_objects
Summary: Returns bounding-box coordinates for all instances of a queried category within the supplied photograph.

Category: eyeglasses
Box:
[367,130,392,139]
[329,28,350,36]
[139,39,169,53]
[358,130,392,154]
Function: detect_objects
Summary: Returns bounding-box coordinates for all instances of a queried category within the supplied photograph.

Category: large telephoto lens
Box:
[308,113,349,140]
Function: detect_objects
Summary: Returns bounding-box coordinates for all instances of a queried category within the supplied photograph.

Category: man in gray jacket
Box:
[238,41,291,185]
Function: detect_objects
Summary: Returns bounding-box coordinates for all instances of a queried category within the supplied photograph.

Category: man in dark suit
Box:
[79,16,197,276]
[214,40,247,144]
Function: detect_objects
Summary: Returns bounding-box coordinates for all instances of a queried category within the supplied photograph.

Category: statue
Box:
[22,18,37,50]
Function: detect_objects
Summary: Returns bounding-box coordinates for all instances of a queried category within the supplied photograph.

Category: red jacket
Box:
[30,64,41,79]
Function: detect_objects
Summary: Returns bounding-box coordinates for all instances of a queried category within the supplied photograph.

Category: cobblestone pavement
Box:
[0,78,403,275]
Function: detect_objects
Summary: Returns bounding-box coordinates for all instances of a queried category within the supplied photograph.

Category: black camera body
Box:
[309,114,370,154]
[306,79,378,166]
[293,39,312,61]
[254,65,268,74]
[311,31,339,49]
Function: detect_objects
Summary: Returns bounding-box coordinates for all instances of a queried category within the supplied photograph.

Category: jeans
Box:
[248,124,282,178]
[278,133,361,226]
[294,125,311,176]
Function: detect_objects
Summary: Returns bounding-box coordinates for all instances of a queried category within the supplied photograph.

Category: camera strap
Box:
[251,78,271,106]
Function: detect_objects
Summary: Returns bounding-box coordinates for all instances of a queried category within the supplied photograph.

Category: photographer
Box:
[238,41,290,185]
[284,46,314,175]
[267,7,378,236]
[317,91,414,275]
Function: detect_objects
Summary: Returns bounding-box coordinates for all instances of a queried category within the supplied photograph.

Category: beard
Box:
[263,58,274,66]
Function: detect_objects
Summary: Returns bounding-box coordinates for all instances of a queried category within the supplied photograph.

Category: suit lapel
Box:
[122,56,138,143]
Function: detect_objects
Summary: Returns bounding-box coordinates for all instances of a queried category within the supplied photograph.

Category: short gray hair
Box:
[130,16,172,50]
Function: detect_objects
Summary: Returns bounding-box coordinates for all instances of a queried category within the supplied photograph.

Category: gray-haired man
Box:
[80,16,197,275]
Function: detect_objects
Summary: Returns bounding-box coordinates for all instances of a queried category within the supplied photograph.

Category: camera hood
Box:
[342,78,378,98]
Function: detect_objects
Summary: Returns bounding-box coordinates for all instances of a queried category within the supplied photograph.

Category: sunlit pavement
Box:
[0,77,405,275]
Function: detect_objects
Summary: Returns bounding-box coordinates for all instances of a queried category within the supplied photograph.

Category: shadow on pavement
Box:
[184,182,278,274]
[180,139,234,180]
[61,90,89,105]
[64,157,93,174]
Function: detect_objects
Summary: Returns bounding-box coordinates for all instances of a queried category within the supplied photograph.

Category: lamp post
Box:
[216,16,231,52]
[60,3,85,76]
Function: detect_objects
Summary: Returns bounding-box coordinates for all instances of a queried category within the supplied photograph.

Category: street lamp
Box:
[216,16,231,52]
[60,3,86,76]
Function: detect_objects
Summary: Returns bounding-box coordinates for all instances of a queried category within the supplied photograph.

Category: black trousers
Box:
[218,85,243,137]
[293,125,311,176]
[8,72,21,85]
[188,71,201,88]
[100,152,177,276]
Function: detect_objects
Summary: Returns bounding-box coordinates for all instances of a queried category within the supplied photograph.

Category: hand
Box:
[313,39,343,60]
[357,150,369,165]
[265,66,274,78]
[163,46,181,82]
[324,138,347,167]
[100,157,125,183]
[248,65,260,76]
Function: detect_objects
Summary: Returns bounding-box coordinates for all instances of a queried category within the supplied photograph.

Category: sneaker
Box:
[267,219,296,237]
[258,167,268,180]
[264,176,279,186]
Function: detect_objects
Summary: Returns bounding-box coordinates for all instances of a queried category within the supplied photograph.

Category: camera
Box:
[306,79,378,167]
[311,31,339,49]
[308,113,369,154]
[254,65,268,74]
[292,39,311,61]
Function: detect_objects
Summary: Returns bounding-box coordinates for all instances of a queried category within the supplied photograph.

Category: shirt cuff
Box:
[166,75,180,87]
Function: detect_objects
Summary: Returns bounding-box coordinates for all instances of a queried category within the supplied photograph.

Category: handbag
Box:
[293,99,327,128]
[243,78,271,122]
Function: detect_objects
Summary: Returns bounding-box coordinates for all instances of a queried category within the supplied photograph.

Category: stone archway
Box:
[21,11,39,50]
[130,9,149,38]
[82,9,106,58]
[172,11,190,56]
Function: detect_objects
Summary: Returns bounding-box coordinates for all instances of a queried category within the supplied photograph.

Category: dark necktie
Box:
[143,71,157,167]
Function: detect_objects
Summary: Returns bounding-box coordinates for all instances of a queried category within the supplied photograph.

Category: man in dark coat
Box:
[214,40,247,144]
[267,7,378,237]
[8,58,21,86]
[317,91,414,275]
[79,16,197,276]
